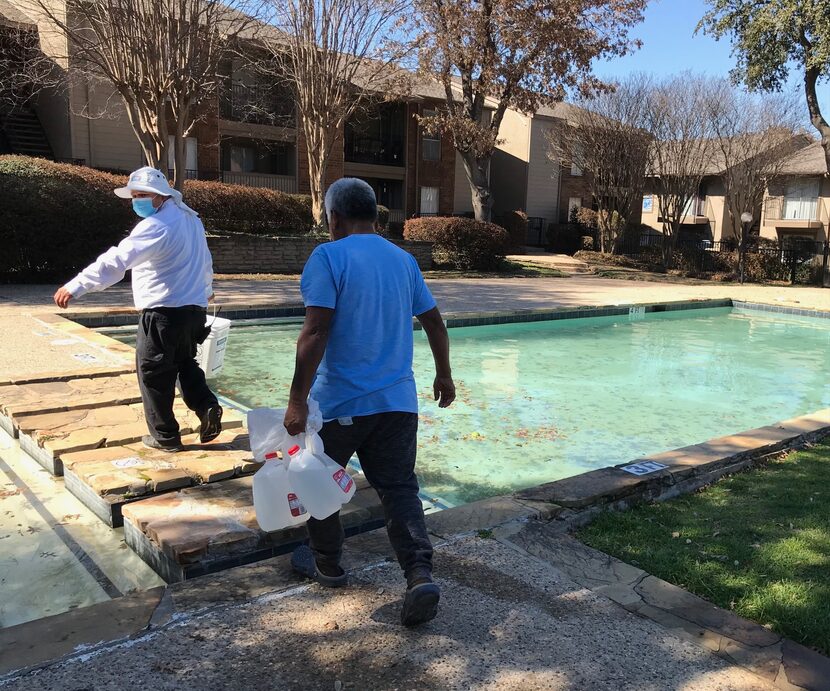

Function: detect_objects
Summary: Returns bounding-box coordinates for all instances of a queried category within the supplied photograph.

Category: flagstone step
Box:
[61,430,260,527]
[122,474,383,583]
[0,372,141,437]
[15,401,245,476]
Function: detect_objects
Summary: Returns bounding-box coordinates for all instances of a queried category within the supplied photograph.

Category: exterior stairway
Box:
[1,106,53,158]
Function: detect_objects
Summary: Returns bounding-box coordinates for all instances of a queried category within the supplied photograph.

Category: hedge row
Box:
[404,216,510,271]
[0,156,314,282]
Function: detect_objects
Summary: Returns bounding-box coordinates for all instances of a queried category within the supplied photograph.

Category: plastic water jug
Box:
[253,458,309,531]
[247,407,288,462]
[286,443,356,520]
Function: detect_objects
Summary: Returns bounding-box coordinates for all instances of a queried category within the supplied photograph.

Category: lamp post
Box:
[740,211,753,285]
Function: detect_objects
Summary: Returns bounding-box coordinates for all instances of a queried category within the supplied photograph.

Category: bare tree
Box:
[410,0,646,222]
[257,0,408,225]
[550,76,652,253]
[26,0,255,188]
[644,75,717,268]
[704,82,801,283]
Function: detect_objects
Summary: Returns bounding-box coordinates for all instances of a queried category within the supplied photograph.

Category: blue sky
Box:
[595,0,830,124]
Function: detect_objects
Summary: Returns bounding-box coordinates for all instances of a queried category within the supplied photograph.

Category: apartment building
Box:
[760,141,830,244]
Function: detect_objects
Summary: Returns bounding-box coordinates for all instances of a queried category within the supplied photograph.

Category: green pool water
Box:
[206,306,830,506]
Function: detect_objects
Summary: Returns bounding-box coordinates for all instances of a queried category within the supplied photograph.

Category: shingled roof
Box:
[778,141,828,176]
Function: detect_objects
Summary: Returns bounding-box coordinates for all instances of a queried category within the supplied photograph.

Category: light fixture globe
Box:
[740,211,753,224]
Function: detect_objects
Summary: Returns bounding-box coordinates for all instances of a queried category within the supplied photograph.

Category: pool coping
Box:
[3,297,830,688]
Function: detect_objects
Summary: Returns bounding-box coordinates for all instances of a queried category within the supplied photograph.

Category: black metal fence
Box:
[617,233,830,285]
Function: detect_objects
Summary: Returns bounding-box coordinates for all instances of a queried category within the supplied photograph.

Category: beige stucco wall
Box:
[69,79,143,170]
[489,109,530,217]
[524,118,559,225]
[17,0,68,68]
[760,175,830,242]
[641,177,731,242]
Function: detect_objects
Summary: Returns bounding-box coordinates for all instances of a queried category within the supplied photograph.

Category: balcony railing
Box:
[220,171,297,193]
[163,169,297,193]
[388,209,405,224]
[344,137,405,167]
[220,83,295,128]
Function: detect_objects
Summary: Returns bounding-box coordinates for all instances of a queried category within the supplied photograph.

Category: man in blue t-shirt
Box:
[284,177,455,626]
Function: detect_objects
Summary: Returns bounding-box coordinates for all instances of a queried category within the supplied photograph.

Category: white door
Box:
[420,186,439,215]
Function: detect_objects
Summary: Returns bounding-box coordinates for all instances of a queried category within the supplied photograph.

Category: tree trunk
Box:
[805,66,830,176]
[172,127,185,192]
[301,121,328,227]
[460,150,492,222]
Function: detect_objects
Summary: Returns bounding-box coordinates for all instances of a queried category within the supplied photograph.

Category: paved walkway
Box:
[2,528,776,691]
[3,275,829,380]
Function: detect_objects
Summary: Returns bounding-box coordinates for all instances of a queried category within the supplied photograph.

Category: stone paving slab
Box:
[122,473,382,582]
[0,372,141,437]
[0,365,134,387]
[14,401,245,476]
[0,532,780,690]
[498,521,828,691]
[60,430,259,527]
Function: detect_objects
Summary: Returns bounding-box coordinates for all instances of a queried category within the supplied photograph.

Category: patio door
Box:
[420,186,439,216]
[167,136,198,178]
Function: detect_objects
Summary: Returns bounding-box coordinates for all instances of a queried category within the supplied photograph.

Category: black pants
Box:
[135,306,218,444]
[307,412,433,581]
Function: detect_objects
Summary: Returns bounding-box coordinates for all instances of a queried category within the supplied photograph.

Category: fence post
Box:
[822,241,829,288]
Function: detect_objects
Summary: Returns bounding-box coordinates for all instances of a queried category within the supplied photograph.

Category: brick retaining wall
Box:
[207,234,433,274]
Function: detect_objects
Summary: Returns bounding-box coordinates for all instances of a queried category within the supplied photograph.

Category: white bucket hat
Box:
[114,166,198,216]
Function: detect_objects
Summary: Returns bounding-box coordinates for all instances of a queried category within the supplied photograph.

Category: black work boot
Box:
[401,573,440,626]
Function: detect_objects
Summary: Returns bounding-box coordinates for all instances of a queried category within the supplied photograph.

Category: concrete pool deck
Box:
[3,275,830,688]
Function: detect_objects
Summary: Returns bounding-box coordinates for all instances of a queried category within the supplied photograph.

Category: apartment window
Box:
[570,145,583,176]
[642,195,653,213]
[568,197,582,219]
[167,136,198,177]
[783,179,820,220]
[230,145,256,172]
[422,109,440,162]
[420,186,439,216]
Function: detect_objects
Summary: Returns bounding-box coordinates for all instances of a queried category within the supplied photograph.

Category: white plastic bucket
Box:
[196,316,231,379]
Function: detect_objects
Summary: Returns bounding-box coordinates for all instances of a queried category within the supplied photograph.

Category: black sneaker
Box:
[142,435,183,453]
[291,545,348,588]
[199,405,223,443]
[401,581,440,627]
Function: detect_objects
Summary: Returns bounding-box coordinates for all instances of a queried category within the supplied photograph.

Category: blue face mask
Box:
[132,198,158,218]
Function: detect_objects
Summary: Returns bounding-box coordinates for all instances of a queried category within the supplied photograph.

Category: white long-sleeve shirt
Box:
[65,201,213,310]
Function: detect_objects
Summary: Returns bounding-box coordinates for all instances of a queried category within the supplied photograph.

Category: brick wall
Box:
[296,128,345,196]
[406,100,456,217]
[557,164,594,223]
[208,234,433,274]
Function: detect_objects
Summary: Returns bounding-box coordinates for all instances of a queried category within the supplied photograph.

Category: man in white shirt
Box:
[53,167,222,452]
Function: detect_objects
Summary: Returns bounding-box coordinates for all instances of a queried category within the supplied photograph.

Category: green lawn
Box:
[577,442,830,655]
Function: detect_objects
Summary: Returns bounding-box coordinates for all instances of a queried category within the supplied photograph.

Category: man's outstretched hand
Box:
[434,376,456,408]
[284,399,309,437]
[53,287,73,309]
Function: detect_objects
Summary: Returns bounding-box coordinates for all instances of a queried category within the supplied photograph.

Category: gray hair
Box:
[324,177,377,224]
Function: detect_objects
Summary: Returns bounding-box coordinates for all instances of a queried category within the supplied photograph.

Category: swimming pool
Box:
[197,306,830,507]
